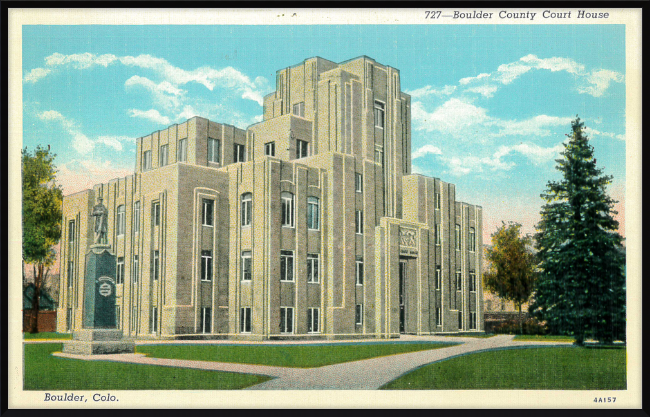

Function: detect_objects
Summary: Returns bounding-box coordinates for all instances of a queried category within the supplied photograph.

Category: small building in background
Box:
[23,283,58,332]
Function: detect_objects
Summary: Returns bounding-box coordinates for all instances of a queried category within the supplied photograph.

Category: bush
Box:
[492,318,548,335]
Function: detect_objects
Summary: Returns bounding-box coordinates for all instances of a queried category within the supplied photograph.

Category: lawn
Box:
[24,343,271,390]
[441,334,496,338]
[23,332,72,340]
[138,341,457,368]
[513,334,575,342]
[381,346,626,390]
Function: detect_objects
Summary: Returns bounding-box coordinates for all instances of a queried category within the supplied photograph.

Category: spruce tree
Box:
[531,117,625,345]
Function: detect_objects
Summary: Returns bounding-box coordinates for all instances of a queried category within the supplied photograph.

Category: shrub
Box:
[492,318,548,335]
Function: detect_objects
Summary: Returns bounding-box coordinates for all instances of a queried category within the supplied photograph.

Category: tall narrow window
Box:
[435,193,441,210]
[132,255,139,283]
[458,311,463,329]
[355,304,364,325]
[435,227,441,246]
[142,150,152,171]
[280,251,294,282]
[66,308,72,331]
[355,210,363,235]
[116,306,121,329]
[133,201,140,233]
[208,138,220,163]
[307,197,319,230]
[355,173,363,193]
[151,307,158,334]
[177,139,187,162]
[356,258,364,286]
[469,312,477,330]
[456,270,462,291]
[152,250,160,281]
[307,254,319,283]
[240,307,251,333]
[469,227,476,252]
[201,250,212,282]
[292,101,305,117]
[67,261,74,288]
[296,139,308,159]
[281,192,294,227]
[241,251,252,281]
[307,308,320,333]
[200,307,212,334]
[117,257,124,284]
[241,193,252,226]
[264,142,276,157]
[280,307,294,334]
[455,224,461,251]
[132,307,138,332]
[202,199,214,226]
[436,308,442,326]
[116,205,126,236]
[233,143,245,163]
[374,148,383,165]
[152,202,161,226]
[435,266,441,290]
[469,271,476,292]
[160,144,168,166]
[374,101,385,128]
[68,220,75,242]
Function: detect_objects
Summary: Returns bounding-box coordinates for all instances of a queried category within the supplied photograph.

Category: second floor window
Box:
[132,255,139,283]
[116,205,126,236]
[67,261,74,288]
[355,173,363,193]
[241,251,252,281]
[356,258,364,286]
[201,250,212,282]
[152,250,160,281]
[469,271,476,292]
[208,138,220,163]
[280,251,294,282]
[456,270,462,291]
[281,192,294,227]
[152,202,161,226]
[307,197,319,230]
[435,227,441,246]
[241,193,252,226]
[117,257,124,284]
[265,142,275,157]
[202,199,214,226]
[307,254,319,283]
[234,143,245,163]
[296,139,308,159]
[435,266,441,290]
[160,144,168,166]
[177,139,187,162]
[355,210,363,235]
[374,100,385,128]
[142,150,152,171]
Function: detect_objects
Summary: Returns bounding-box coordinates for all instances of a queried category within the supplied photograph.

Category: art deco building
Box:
[57,56,484,339]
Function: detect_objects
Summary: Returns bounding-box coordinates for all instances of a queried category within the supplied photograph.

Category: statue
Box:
[92,197,109,245]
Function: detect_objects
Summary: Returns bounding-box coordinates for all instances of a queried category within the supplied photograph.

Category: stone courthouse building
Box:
[58,56,484,339]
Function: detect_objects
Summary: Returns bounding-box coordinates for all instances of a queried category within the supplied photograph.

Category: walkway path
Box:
[52,335,572,390]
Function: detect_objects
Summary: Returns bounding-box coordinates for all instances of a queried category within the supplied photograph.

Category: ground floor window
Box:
[280,307,294,334]
[307,308,320,333]
[115,306,121,329]
[458,311,463,330]
[200,307,211,333]
[66,308,72,331]
[151,307,158,334]
[355,304,363,325]
[436,308,442,326]
[240,307,252,333]
[131,307,138,332]
[469,311,477,330]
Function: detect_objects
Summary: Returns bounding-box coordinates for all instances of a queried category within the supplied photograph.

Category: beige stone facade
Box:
[58,56,484,339]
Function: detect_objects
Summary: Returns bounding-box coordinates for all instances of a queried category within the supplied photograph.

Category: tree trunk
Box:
[28,263,43,334]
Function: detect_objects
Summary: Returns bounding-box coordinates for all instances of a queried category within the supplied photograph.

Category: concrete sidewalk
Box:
[52,335,573,390]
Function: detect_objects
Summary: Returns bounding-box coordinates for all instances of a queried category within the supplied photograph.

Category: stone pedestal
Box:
[62,329,135,355]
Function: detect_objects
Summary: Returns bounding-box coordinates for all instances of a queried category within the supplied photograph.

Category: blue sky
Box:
[22,25,626,242]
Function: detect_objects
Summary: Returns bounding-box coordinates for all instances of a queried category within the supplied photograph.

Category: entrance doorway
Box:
[399,260,407,333]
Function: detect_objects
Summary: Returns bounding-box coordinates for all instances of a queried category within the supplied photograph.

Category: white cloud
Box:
[24,68,51,83]
[495,115,573,138]
[583,126,625,141]
[58,158,132,195]
[412,145,442,159]
[125,75,184,111]
[44,52,118,69]
[95,136,132,152]
[128,109,171,125]
[519,54,584,75]
[495,61,532,85]
[405,85,456,98]
[578,69,624,97]
[510,142,565,163]
[465,84,498,98]
[72,133,95,155]
[411,98,490,134]
[459,73,490,85]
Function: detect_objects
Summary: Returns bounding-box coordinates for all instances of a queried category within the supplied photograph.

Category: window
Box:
[241,193,252,226]
[374,148,383,165]
[469,227,476,252]
[117,257,124,284]
[307,197,319,230]
[116,205,126,236]
[307,254,319,283]
[200,307,211,333]
[201,250,212,282]
[241,251,252,281]
[296,139,308,159]
[202,199,214,226]
[66,308,72,331]
[435,193,441,210]
[132,306,138,332]
[133,201,140,233]
[292,101,305,117]
[455,224,461,251]
[116,306,121,329]
[356,258,364,286]
[435,266,441,290]
[160,144,168,166]
[435,227,441,246]
[142,150,152,171]
[436,308,442,326]
[281,192,294,227]
[469,271,476,292]
[67,261,74,288]
[469,312,477,330]
[355,304,364,325]
[234,143,245,163]
[132,255,139,283]
[240,307,252,333]
[151,307,158,334]
[152,202,161,226]
[307,308,320,333]
[355,173,363,193]
[458,311,463,329]
[456,270,462,291]
[355,210,363,235]
[280,251,294,282]
[374,100,385,128]
[177,139,187,162]
[68,220,75,242]
[264,142,276,157]
[280,307,294,334]
[152,251,160,281]
[208,138,220,163]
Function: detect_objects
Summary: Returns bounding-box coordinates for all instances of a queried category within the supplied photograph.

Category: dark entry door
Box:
[399,261,407,333]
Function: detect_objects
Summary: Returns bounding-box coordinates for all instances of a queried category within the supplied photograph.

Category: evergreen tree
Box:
[531,117,625,345]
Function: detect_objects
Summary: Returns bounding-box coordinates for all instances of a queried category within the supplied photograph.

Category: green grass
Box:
[381,346,626,390]
[138,342,457,368]
[24,343,271,390]
[441,334,496,338]
[513,334,575,342]
[23,332,73,340]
